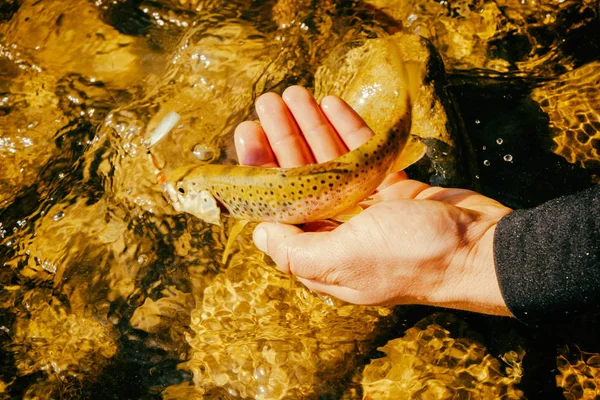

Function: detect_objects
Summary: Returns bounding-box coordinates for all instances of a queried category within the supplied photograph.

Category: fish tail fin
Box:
[389,134,427,173]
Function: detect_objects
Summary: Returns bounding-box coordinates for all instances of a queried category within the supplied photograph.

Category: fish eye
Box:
[178,187,185,194]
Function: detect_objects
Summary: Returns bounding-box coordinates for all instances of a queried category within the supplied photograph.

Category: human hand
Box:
[234,86,513,316]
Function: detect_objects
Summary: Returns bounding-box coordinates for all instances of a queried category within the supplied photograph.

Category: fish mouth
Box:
[163,182,184,212]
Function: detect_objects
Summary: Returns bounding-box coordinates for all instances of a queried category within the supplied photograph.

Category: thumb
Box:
[253,222,346,281]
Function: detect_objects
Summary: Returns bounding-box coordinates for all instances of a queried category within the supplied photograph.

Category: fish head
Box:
[163,171,221,226]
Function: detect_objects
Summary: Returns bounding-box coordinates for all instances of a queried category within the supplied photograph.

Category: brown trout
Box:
[162,37,426,226]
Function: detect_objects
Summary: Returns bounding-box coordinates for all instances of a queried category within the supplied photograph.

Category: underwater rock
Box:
[12,298,118,379]
[363,0,598,76]
[531,62,600,171]
[557,345,600,400]
[173,245,394,399]
[0,0,158,90]
[315,32,476,187]
[0,44,65,208]
[359,313,525,399]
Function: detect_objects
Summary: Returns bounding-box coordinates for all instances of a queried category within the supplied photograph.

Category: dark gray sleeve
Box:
[494,185,600,326]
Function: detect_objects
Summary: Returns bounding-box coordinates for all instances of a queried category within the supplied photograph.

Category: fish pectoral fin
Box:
[390,135,427,173]
[221,219,250,265]
[331,204,364,223]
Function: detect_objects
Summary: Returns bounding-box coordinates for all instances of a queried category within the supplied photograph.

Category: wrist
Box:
[430,221,513,317]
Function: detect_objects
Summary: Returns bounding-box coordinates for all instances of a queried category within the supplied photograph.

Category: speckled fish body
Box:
[165,116,412,225]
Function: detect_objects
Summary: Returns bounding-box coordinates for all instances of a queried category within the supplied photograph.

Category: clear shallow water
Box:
[0,0,598,398]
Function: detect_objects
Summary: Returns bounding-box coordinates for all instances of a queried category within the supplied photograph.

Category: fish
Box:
[161,38,428,227]
[162,108,424,226]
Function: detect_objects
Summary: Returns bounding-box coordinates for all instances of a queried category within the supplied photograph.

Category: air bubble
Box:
[53,211,65,221]
[193,144,215,161]
[475,119,481,124]
[483,160,491,166]
[138,255,148,265]
[503,154,513,162]
[253,367,267,381]
[496,138,504,145]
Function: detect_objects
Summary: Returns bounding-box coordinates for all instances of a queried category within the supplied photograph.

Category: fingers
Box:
[369,178,511,216]
[296,278,366,305]
[282,86,348,162]
[321,95,374,150]
[234,121,278,167]
[376,171,408,192]
[255,92,314,167]
[253,222,346,280]
[371,178,432,202]
[252,222,382,305]
[242,88,376,169]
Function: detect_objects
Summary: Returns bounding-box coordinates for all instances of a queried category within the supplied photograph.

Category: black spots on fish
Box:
[278,184,283,189]
[312,186,317,191]
[299,190,303,195]
[354,174,359,178]
[320,180,325,184]
[291,182,295,187]
[270,191,274,195]
[343,169,349,173]
[336,175,340,180]
[355,163,359,167]
[178,187,185,194]
[328,183,334,188]
[308,194,313,198]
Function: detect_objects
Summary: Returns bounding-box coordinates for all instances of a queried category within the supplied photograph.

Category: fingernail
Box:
[253,227,268,253]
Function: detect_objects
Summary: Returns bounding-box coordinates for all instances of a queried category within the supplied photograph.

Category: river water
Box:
[0,0,599,398]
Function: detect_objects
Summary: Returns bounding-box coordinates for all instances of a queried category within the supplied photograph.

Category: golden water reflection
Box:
[0,0,598,398]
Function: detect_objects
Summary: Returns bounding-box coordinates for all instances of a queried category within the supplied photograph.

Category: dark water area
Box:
[0,0,599,399]
[452,76,597,209]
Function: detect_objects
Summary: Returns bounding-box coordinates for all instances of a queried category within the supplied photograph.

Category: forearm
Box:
[494,185,600,326]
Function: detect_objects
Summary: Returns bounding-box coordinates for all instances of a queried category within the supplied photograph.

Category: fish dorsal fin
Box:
[389,135,427,174]
[221,219,250,265]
